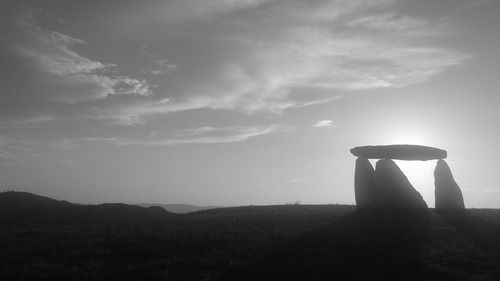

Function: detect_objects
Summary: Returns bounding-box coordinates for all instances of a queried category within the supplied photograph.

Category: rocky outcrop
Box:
[434,160,465,212]
[375,159,428,210]
[354,158,382,209]
[351,145,447,161]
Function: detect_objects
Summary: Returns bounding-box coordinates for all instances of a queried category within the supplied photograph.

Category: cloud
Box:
[0,136,37,164]
[140,45,178,76]
[447,0,492,17]
[76,124,291,146]
[49,138,79,151]
[146,0,274,23]
[314,120,335,128]
[0,0,473,147]
[0,137,84,164]
[0,150,25,164]
[348,13,445,36]
[109,0,470,119]
[1,0,471,121]
[293,95,345,109]
[273,177,318,188]
[1,9,151,104]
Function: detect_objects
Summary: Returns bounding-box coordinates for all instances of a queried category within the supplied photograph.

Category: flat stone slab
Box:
[350,144,447,160]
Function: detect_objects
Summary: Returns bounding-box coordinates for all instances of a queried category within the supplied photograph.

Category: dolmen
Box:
[351,144,465,212]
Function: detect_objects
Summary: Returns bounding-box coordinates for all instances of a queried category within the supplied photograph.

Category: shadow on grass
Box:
[223,210,430,281]
[442,211,500,261]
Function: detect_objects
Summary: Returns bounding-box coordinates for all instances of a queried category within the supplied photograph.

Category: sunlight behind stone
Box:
[395,160,437,207]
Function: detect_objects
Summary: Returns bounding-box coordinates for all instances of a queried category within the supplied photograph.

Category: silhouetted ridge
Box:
[137,203,222,213]
[0,191,72,212]
[0,191,174,226]
[89,203,170,218]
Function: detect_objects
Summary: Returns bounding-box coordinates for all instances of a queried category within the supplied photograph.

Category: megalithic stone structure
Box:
[434,159,465,212]
[354,158,381,209]
[351,144,465,212]
[375,159,428,210]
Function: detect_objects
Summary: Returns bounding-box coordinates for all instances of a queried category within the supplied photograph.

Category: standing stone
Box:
[354,158,381,209]
[434,160,465,212]
[375,159,428,209]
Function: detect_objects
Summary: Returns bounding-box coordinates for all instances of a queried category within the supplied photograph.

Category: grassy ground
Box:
[1,205,499,281]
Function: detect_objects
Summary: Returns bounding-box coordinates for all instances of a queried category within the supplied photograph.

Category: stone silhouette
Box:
[375,159,428,209]
[434,159,465,212]
[351,144,465,212]
[354,158,382,209]
[351,144,447,161]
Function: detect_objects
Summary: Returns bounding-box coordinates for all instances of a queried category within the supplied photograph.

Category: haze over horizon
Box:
[1,0,499,208]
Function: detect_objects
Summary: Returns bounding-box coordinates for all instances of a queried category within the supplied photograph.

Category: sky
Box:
[1,0,499,208]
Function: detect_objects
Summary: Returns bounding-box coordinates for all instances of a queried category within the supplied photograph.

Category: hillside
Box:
[0,191,172,226]
[0,192,499,280]
[0,191,72,212]
[137,203,222,214]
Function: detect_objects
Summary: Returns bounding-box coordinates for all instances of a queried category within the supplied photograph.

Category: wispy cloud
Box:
[0,0,471,123]
[447,0,492,17]
[0,150,25,164]
[5,11,151,104]
[144,0,273,23]
[0,135,87,164]
[140,45,178,76]
[348,13,446,36]
[0,0,473,147]
[293,95,345,109]
[314,120,335,128]
[76,124,292,147]
[0,136,38,164]
[273,177,318,188]
[111,0,470,118]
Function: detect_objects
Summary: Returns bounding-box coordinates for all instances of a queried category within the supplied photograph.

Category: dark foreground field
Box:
[1,192,500,281]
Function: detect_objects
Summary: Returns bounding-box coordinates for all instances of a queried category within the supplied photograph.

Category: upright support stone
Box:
[375,159,428,210]
[434,160,465,212]
[354,158,381,209]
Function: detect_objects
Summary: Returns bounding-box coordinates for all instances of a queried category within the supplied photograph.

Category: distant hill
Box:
[137,203,222,214]
[0,191,72,212]
[0,191,174,226]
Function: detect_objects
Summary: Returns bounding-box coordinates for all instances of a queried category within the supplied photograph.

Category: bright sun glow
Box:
[375,130,437,206]
[368,158,438,207]
[384,129,441,206]
[385,130,434,146]
[395,160,436,207]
